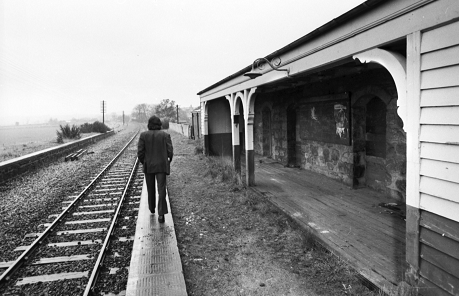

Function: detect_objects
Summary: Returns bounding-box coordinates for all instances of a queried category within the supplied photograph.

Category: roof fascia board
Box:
[199,0,443,100]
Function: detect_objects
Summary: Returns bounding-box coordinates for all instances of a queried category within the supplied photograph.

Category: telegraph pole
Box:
[100,101,107,124]
[122,111,125,125]
[176,105,179,123]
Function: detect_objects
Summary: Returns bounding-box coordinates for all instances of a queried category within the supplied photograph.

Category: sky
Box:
[0,0,365,125]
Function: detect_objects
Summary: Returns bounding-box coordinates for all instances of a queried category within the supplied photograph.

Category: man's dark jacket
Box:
[137,130,173,175]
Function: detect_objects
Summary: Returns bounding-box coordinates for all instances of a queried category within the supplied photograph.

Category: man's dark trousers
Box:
[145,172,168,215]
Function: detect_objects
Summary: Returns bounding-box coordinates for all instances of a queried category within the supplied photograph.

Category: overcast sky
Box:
[0,0,365,125]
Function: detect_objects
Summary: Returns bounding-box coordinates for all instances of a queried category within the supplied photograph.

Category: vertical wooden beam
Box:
[227,93,242,175]
[245,88,257,186]
[201,102,209,156]
[405,30,422,284]
[245,113,255,186]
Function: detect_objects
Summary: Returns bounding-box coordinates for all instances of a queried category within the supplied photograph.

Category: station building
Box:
[197,0,459,295]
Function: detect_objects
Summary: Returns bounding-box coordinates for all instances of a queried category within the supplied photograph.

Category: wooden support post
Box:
[405,30,422,285]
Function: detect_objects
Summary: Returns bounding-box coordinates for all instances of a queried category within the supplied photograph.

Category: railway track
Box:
[0,131,144,295]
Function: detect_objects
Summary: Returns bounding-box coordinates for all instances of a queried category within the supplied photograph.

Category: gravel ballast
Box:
[0,124,140,263]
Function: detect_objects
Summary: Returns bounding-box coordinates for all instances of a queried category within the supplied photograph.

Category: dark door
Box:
[287,105,297,166]
[262,107,272,157]
[365,97,386,192]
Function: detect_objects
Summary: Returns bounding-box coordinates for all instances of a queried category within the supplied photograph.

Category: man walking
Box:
[137,116,173,223]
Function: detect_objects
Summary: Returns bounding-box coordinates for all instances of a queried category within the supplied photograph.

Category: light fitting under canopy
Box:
[244,57,290,79]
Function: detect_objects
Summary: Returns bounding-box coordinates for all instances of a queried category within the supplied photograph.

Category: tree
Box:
[155,99,177,122]
[178,107,191,124]
[132,103,154,122]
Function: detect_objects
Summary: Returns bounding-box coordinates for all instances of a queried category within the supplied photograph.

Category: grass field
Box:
[0,122,124,162]
[0,125,61,162]
[0,125,59,146]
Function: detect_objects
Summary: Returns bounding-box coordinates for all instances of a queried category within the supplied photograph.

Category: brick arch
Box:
[352,85,393,107]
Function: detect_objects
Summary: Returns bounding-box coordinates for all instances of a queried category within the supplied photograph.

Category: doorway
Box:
[287,104,297,167]
[262,107,272,157]
[365,97,387,192]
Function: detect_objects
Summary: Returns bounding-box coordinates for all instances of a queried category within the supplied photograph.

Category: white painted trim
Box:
[234,91,244,112]
[353,48,407,130]
[226,94,240,146]
[406,31,422,209]
[201,102,208,136]
[420,193,459,223]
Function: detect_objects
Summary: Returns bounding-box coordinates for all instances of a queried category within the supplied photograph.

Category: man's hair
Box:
[147,116,162,130]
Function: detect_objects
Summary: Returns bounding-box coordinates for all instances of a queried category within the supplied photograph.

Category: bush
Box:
[56,132,63,143]
[194,145,203,155]
[80,121,111,133]
[56,124,80,142]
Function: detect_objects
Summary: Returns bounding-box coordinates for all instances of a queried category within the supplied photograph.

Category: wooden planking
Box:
[407,31,422,210]
[262,186,400,289]
[420,125,459,144]
[421,21,459,54]
[420,106,459,125]
[419,259,459,296]
[418,276,453,296]
[421,64,459,89]
[421,142,459,163]
[421,86,459,107]
[406,205,420,270]
[420,176,459,203]
[420,210,459,242]
[259,163,406,236]
[421,244,459,281]
[256,166,406,262]
[420,227,459,260]
[421,44,459,71]
[420,158,459,183]
[420,193,459,224]
[251,159,407,292]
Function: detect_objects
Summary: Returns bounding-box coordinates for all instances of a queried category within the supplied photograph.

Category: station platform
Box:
[126,179,187,296]
[250,156,406,294]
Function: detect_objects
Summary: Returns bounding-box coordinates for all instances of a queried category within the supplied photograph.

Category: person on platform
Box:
[137,116,173,223]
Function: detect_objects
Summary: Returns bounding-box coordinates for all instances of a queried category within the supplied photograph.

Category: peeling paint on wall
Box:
[334,104,348,138]
[311,107,318,121]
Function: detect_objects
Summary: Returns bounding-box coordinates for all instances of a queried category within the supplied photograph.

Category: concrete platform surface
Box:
[126,179,187,296]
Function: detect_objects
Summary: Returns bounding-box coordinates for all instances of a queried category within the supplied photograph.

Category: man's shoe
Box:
[158,215,165,223]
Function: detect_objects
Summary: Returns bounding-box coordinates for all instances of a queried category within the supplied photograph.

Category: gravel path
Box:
[0,123,140,263]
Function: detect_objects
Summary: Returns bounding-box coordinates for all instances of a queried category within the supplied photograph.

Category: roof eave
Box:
[197,0,384,96]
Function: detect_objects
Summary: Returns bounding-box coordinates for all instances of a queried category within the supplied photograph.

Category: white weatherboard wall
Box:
[418,21,459,223]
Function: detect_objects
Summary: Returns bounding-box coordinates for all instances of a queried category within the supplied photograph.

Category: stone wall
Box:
[301,141,354,185]
[0,131,114,184]
[385,98,406,200]
[254,67,407,201]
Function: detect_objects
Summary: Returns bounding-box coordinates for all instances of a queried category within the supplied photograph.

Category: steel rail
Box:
[84,157,139,295]
[0,130,139,287]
